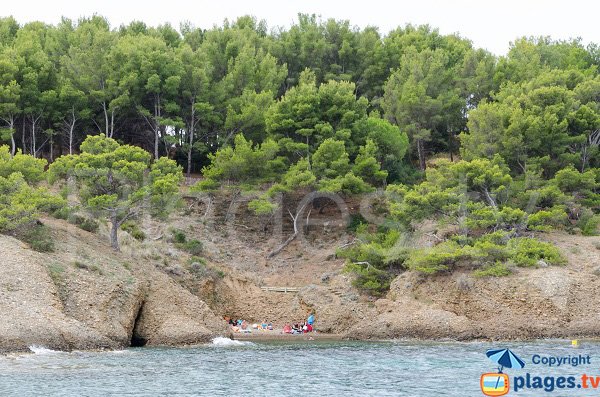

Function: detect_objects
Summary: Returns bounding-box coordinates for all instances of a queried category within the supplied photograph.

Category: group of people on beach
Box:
[226,318,273,333]
[225,313,315,334]
[283,313,315,334]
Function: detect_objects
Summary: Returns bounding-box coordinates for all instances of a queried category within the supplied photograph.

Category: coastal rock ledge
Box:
[0,225,228,354]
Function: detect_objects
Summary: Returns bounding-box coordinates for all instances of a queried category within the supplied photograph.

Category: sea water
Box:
[1,339,599,396]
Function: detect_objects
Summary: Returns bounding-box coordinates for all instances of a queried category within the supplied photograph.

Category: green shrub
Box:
[52,206,73,220]
[69,214,100,233]
[17,224,55,252]
[508,238,565,267]
[172,229,203,254]
[473,262,511,277]
[344,263,392,296]
[406,234,565,274]
[248,198,277,215]
[188,256,206,265]
[121,221,146,241]
[180,239,203,255]
[527,206,568,231]
[80,218,99,233]
[578,211,600,236]
[347,213,367,232]
[171,229,187,244]
[405,241,465,274]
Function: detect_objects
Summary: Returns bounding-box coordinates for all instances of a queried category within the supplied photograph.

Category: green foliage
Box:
[508,238,566,267]
[0,18,596,295]
[16,223,55,252]
[405,234,565,274]
[473,262,511,277]
[578,210,600,236]
[171,228,187,244]
[405,241,465,274]
[0,172,65,232]
[0,146,47,184]
[338,228,407,294]
[352,139,388,186]
[461,70,600,175]
[120,220,146,241]
[312,139,351,179]
[347,213,367,232]
[248,198,277,215]
[48,134,182,250]
[344,263,392,296]
[170,227,203,254]
[179,239,204,255]
[197,134,283,187]
[69,214,99,233]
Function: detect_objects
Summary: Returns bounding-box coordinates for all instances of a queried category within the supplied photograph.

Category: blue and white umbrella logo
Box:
[486,348,525,373]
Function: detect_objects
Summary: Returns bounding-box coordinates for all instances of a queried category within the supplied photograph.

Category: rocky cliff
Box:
[0,217,228,353]
[2,206,600,353]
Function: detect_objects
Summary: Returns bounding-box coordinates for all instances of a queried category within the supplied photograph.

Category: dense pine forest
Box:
[1,14,599,295]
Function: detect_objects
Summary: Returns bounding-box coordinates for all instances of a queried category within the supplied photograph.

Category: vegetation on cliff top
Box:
[0,15,598,295]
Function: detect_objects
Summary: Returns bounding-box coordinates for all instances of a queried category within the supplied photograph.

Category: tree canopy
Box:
[0,15,598,292]
[48,134,183,250]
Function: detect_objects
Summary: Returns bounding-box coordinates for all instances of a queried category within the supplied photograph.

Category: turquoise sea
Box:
[1,338,599,396]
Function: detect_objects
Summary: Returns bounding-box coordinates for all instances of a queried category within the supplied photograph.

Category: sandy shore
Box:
[231,331,346,341]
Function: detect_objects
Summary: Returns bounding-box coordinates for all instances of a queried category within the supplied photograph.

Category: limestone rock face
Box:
[132,271,228,346]
[0,220,227,353]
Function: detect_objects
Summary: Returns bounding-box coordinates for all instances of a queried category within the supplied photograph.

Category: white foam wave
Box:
[210,337,255,347]
[28,345,62,355]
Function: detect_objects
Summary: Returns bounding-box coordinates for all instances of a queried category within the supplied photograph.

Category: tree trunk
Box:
[187,101,195,177]
[581,129,600,172]
[8,117,15,157]
[49,134,54,162]
[153,95,161,159]
[21,122,26,154]
[31,116,37,157]
[110,110,115,138]
[69,122,74,155]
[110,212,120,251]
[267,201,310,258]
[482,187,497,209]
[10,132,15,157]
[68,107,76,155]
[103,101,109,137]
[448,125,454,162]
[417,138,426,170]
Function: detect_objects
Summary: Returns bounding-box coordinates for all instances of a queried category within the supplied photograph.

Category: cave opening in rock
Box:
[130,302,147,347]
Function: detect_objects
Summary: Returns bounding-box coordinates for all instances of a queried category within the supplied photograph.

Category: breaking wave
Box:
[210,337,255,347]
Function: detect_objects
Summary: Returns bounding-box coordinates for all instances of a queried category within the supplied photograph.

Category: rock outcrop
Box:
[0,218,228,353]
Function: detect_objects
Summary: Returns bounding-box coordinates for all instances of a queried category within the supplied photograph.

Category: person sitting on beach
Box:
[267,322,273,330]
[261,320,268,330]
[283,323,292,334]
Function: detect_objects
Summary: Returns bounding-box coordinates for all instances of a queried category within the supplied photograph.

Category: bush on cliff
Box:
[48,134,183,251]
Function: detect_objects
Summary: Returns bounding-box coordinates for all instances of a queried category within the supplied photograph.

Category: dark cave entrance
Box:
[130,302,147,347]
